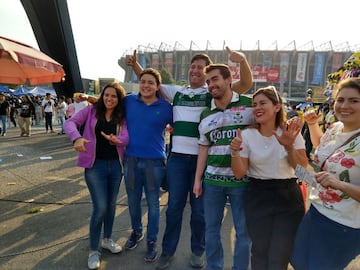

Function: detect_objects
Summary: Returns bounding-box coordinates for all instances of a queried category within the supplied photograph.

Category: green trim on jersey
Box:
[199,94,254,187]
[173,121,199,138]
[173,91,212,107]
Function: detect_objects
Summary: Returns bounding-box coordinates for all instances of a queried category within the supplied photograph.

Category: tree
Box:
[159,68,175,85]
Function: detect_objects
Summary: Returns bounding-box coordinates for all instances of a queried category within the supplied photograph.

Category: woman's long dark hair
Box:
[94,81,126,124]
[253,86,286,128]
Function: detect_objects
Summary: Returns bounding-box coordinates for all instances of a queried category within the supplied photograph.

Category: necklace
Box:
[262,135,274,149]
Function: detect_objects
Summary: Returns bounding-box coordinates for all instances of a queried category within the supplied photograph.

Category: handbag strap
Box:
[320,130,360,170]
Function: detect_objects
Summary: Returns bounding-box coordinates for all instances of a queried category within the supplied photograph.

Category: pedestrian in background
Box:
[56,95,67,135]
[0,92,10,136]
[41,92,55,133]
[18,95,35,137]
[64,82,129,270]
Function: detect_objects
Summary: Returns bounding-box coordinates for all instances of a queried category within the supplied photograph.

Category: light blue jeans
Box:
[85,159,122,250]
[124,156,165,242]
[203,184,251,270]
[0,115,7,134]
[58,115,65,133]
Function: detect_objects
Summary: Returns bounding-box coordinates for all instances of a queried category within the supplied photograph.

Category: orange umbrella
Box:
[0,36,65,85]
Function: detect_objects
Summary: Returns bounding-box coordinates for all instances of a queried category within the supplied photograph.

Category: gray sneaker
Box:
[190,253,205,268]
[155,254,173,270]
[87,251,100,269]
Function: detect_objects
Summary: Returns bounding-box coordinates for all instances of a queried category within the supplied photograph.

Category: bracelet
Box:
[231,150,240,157]
[286,147,294,153]
[307,122,317,126]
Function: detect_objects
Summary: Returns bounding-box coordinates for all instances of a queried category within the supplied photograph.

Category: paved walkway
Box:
[0,125,359,270]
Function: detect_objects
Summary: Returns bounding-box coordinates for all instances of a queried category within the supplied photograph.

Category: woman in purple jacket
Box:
[64,82,129,270]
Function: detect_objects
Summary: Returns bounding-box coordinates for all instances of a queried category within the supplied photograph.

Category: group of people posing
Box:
[63,48,360,270]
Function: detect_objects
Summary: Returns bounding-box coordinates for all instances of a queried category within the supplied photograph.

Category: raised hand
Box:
[303,109,322,125]
[126,50,137,67]
[273,121,300,149]
[226,46,246,63]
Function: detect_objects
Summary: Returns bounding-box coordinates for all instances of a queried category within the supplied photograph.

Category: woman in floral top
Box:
[291,77,360,270]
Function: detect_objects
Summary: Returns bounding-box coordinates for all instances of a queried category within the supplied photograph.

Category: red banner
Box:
[251,66,279,82]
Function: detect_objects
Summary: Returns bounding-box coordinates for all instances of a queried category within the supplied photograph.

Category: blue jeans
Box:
[85,159,122,251]
[58,115,65,133]
[203,184,251,270]
[291,205,360,270]
[161,153,205,256]
[0,115,7,134]
[124,156,165,242]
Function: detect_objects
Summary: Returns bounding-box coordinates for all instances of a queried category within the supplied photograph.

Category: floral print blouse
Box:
[310,121,360,228]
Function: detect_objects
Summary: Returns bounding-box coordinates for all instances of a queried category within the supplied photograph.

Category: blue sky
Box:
[0,0,359,81]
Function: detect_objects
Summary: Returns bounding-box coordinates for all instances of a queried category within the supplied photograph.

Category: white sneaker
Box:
[88,251,100,269]
[101,239,122,253]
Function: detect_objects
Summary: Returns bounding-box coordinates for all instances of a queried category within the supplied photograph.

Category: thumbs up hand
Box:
[230,128,243,151]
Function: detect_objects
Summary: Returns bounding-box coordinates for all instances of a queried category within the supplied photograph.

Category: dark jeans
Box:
[161,152,205,256]
[302,123,313,159]
[291,205,360,270]
[44,112,53,131]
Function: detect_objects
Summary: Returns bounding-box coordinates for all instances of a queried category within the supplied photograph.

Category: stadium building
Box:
[118,41,360,103]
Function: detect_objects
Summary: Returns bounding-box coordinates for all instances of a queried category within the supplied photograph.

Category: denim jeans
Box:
[58,115,65,133]
[291,205,360,270]
[44,112,53,131]
[85,159,122,251]
[124,156,165,242]
[161,153,205,256]
[0,115,7,134]
[203,184,251,270]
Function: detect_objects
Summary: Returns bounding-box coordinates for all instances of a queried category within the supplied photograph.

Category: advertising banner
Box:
[251,66,279,83]
[295,53,308,82]
[312,53,326,85]
[331,53,343,72]
[279,52,290,82]
[165,52,173,74]
[151,53,159,69]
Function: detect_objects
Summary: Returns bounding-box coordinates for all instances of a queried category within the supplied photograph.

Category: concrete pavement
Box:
[0,124,359,270]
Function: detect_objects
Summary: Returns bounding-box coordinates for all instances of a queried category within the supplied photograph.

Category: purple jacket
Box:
[64,105,129,169]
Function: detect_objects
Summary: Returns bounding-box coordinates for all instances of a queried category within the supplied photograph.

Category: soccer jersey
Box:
[161,84,212,155]
[198,92,254,187]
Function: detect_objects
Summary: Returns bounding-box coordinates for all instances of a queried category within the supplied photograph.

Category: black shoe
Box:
[190,252,205,268]
[155,254,173,270]
[124,231,144,250]
[144,241,157,262]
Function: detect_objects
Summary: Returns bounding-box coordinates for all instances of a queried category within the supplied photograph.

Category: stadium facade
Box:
[118,41,359,102]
